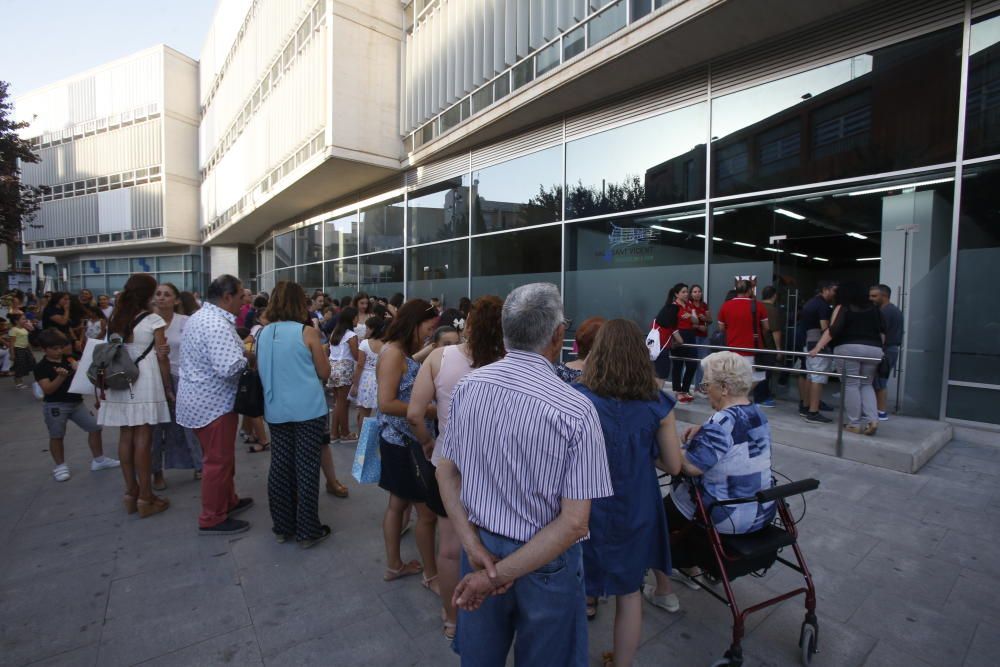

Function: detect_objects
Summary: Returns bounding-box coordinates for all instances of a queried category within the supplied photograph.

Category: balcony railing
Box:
[407,0,682,153]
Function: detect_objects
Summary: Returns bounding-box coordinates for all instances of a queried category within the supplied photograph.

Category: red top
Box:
[676,300,697,331]
[653,319,677,349]
[692,301,710,335]
[717,298,769,356]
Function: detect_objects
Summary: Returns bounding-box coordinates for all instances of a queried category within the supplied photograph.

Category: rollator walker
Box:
[670,477,821,667]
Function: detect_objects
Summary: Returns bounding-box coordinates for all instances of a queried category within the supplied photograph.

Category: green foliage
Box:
[0,81,44,246]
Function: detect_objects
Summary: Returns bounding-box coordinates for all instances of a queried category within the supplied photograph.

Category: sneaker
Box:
[670,569,702,591]
[199,518,250,536]
[818,400,834,412]
[878,411,889,421]
[52,463,71,482]
[298,525,332,549]
[803,412,833,424]
[798,402,809,417]
[642,584,680,613]
[228,497,254,518]
[90,456,121,472]
[758,398,776,408]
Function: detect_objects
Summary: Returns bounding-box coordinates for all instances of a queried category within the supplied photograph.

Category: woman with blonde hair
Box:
[407,295,505,641]
[574,318,683,667]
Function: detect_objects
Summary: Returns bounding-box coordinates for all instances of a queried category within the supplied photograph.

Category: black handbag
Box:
[406,436,446,517]
[234,329,264,417]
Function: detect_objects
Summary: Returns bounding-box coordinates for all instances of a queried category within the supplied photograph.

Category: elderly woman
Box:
[644,351,775,613]
[555,316,605,383]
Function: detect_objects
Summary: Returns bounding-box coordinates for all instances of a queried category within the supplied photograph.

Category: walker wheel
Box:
[799,622,818,665]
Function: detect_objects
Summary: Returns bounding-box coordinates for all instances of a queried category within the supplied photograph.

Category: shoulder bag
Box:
[234,325,265,417]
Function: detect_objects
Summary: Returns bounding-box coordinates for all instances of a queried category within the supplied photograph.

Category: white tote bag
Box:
[646,321,664,361]
[67,336,98,395]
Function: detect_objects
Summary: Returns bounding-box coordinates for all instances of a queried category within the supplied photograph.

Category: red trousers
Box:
[195,411,240,528]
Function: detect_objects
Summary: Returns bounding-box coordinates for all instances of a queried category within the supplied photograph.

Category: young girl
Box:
[327,306,359,441]
[350,315,386,435]
[8,313,35,388]
[83,304,107,341]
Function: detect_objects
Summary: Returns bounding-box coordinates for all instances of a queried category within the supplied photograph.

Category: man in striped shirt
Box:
[437,283,613,666]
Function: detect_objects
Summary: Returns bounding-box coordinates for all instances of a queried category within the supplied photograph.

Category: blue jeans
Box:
[454,528,587,666]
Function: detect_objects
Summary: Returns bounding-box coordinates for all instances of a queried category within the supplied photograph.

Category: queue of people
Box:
[4,270,905,666]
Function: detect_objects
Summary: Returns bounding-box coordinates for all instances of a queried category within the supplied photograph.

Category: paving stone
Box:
[135,626,263,667]
[22,643,99,667]
[861,639,936,667]
[847,587,976,666]
[963,620,1000,667]
[852,541,961,606]
[944,569,1000,626]
[933,528,1000,579]
[746,604,876,667]
[98,557,250,667]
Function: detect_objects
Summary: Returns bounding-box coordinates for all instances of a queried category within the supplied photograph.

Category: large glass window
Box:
[408,240,469,307]
[566,103,707,219]
[472,147,563,234]
[711,27,962,196]
[564,207,706,327]
[966,13,1000,159]
[297,263,323,295]
[360,250,404,298]
[295,223,323,266]
[709,175,954,418]
[360,197,405,253]
[324,212,359,259]
[408,177,470,245]
[324,259,358,301]
[949,163,1000,412]
[471,226,561,297]
[274,232,294,269]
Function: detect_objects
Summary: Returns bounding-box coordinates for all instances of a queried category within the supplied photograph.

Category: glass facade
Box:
[253,14,1000,426]
[68,252,204,294]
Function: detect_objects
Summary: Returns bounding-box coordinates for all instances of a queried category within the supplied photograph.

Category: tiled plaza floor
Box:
[1,381,998,666]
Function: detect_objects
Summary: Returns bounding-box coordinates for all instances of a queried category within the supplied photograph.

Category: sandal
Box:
[326,479,349,498]
[152,476,167,491]
[422,574,440,595]
[241,432,256,443]
[602,651,615,667]
[137,496,169,518]
[248,442,270,453]
[384,560,423,581]
[123,494,138,515]
[586,597,598,621]
[443,621,457,641]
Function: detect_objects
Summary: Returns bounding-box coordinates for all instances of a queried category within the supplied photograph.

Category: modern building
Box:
[13,0,1000,430]
[15,45,204,292]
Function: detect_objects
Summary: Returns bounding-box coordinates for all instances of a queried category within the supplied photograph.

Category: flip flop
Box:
[248,442,270,453]
[384,560,423,582]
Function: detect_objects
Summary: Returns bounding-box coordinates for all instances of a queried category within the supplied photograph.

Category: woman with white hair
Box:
[643,351,775,613]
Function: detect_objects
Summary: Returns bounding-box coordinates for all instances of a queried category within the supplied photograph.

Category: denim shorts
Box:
[43,401,101,438]
[804,345,832,384]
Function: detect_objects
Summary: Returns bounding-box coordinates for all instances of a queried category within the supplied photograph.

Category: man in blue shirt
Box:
[797,282,836,424]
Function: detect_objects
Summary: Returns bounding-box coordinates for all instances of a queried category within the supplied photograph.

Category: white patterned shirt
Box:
[176,302,247,429]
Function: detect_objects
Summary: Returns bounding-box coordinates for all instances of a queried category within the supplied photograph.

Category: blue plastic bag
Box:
[352,417,381,484]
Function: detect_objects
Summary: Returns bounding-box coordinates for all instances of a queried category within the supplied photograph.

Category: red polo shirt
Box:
[717,297,769,356]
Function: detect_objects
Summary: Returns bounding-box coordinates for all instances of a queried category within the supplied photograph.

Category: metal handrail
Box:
[681,343,882,363]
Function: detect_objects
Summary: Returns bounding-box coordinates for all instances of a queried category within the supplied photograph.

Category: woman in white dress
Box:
[151,282,204,489]
[98,273,173,518]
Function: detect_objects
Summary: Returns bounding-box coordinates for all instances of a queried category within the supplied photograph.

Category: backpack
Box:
[646,320,665,361]
[87,313,155,398]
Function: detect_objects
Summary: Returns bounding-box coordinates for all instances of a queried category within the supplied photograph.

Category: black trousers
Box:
[672,330,698,393]
[267,416,325,541]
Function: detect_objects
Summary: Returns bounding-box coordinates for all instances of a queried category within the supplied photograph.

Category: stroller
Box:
[668,477,821,667]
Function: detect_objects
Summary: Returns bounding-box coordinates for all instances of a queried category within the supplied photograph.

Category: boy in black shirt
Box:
[33,329,118,482]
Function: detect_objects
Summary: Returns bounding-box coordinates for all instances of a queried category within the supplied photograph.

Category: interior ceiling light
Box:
[713,236,722,241]
[664,212,705,221]
[847,232,868,239]
[764,247,784,253]
[774,208,806,220]
[650,225,683,233]
[791,252,809,258]
[847,177,954,197]
[733,241,756,248]
[856,256,881,262]
[813,256,829,262]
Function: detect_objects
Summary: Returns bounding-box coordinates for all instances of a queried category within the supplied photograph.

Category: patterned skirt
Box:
[12,347,35,377]
[328,359,355,388]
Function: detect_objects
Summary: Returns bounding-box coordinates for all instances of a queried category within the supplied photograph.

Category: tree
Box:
[0,80,44,246]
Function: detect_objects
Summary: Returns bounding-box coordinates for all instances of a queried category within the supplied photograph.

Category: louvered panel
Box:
[130,182,164,230]
[505,0,517,66]
[712,0,964,95]
[493,0,506,74]
[483,0,495,81]
[529,0,543,50]
[516,0,530,58]
[542,0,557,41]
[565,68,707,140]
[31,194,99,240]
[406,152,470,188]
[973,0,1000,17]
[463,0,475,92]
[471,121,562,170]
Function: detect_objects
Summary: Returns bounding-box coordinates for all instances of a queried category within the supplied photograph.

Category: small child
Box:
[350,315,386,435]
[7,313,35,388]
[33,329,119,482]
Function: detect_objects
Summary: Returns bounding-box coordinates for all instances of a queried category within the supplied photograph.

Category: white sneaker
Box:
[642,584,680,612]
[52,464,71,482]
[670,569,702,590]
[90,457,121,472]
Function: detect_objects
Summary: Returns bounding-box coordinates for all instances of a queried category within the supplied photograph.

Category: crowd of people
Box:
[0,272,901,665]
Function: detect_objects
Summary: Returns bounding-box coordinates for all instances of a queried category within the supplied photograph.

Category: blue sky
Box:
[0,0,218,97]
